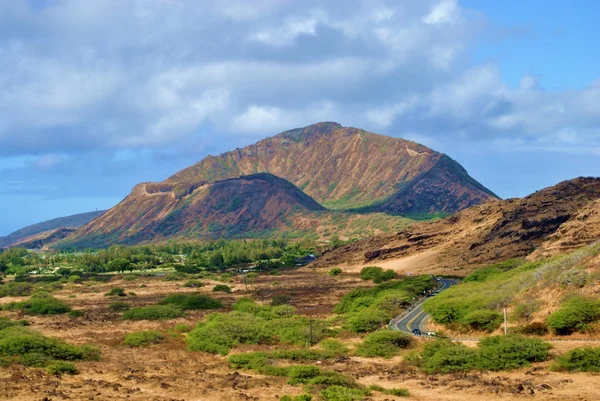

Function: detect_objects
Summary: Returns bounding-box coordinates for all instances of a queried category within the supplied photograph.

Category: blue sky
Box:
[1,0,599,235]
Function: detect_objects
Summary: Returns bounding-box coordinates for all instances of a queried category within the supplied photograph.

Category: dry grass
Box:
[0,269,598,400]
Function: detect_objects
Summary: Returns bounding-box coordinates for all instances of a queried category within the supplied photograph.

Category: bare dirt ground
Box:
[0,269,598,401]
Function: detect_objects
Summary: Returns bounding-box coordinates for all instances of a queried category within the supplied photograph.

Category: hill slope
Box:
[0,211,105,248]
[63,174,322,248]
[60,173,413,249]
[169,122,497,212]
[314,177,600,274]
[61,123,497,248]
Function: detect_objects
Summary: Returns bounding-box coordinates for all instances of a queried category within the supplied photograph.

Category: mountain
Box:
[0,211,105,249]
[59,123,497,248]
[62,173,417,248]
[314,177,600,274]
[169,122,497,213]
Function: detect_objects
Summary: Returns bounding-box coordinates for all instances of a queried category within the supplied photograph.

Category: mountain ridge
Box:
[0,210,105,248]
[59,122,497,248]
[167,122,498,212]
[313,176,600,273]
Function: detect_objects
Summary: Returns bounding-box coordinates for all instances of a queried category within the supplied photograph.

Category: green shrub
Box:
[163,272,188,281]
[346,309,388,333]
[328,268,343,277]
[319,386,368,401]
[0,326,100,367]
[421,339,477,374]
[0,282,34,297]
[360,266,383,280]
[187,312,273,355]
[182,279,203,288]
[67,275,82,284]
[306,371,357,387]
[476,335,551,371]
[359,266,396,282]
[335,276,434,315]
[0,318,28,330]
[173,323,191,333]
[381,388,409,397]
[6,293,71,315]
[464,259,524,282]
[355,330,412,358]
[271,294,292,306]
[319,339,349,357]
[547,296,600,335]
[68,310,84,318]
[518,322,549,336]
[369,291,410,313]
[160,293,222,310]
[123,330,165,347]
[122,305,183,320]
[551,347,600,372]
[461,310,503,332]
[109,301,130,311]
[213,284,231,293]
[368,385,409,397]
[287,365,321,384]
[280,394,312,401]
[104,287,126,297]
[46,361,78,375]
[122,274,140,281]
[20,352,52,367]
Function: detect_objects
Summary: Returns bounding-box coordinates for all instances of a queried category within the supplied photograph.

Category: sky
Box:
[0,0,599,235]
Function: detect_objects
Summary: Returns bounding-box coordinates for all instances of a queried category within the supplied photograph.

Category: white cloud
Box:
[0,0,597,158]
[423,0,463,25]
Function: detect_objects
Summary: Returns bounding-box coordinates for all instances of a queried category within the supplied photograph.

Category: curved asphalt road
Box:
[391,278,456,335]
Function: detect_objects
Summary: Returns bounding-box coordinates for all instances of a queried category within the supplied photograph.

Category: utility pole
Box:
[503,299,508,335]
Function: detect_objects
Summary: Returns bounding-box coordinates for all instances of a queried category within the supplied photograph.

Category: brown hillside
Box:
[314,177,600,273]
[168,122,497,212]
[59,123,496,248]
[65,174,324,247]
[61,173,413,248]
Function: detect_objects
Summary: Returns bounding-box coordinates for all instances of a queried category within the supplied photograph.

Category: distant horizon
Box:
[1,1,599,234]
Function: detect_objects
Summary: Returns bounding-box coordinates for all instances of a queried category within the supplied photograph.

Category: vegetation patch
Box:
[109,301,130,311]
[420,339,478,374]
[417,335,551,374]
[123,330,165,347]
[0,324,100,369]
[104,287,126,297]
[359,266,397,283]
[46,361,79,375]
[160,293,222,310]
[319,386,368,401]
[335,276,433,333]
[189,300,329,355]
[122,305,183,320]
[212,284,231,293]
[4,292,71,315]
[476,335,551,370]
[547,296,600,335]
[551,347,600,372]
[355,330,412,358]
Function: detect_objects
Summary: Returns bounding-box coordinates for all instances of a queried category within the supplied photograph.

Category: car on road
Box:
[411,328,422,335]
[426,331,438,337]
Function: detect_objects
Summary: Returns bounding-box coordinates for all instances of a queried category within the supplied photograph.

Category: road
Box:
[390,278,456,335]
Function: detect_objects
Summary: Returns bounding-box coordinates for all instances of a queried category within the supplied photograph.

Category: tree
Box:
[107,258,132,273]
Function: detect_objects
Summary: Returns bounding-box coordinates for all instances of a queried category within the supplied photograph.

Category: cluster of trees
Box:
[0,238,318,276]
